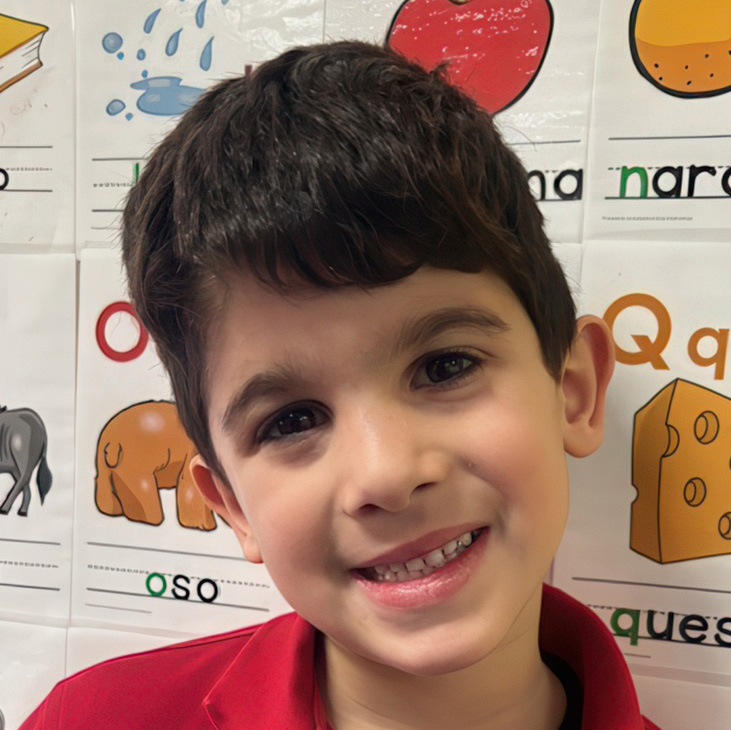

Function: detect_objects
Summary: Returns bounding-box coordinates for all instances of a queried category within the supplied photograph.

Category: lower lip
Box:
[352,528,489,609]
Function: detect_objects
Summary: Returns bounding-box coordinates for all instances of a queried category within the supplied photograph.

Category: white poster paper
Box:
[0,621,66,730]
[75,0,325,248]
[555,239,731,680]
[0,254,76,623]
[584,0,731,241]
[66,625,174,676]
[72,248,291,635]
[633,672,731,730]
[0,1,74,248]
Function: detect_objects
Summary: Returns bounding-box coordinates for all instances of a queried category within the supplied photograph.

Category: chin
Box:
[358,625,508,678]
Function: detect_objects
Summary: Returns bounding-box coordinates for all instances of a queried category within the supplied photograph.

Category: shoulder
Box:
[19,612,302,730]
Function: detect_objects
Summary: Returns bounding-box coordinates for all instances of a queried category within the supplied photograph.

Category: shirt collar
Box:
[204,584,647,730]
[204,611,326,730]
[540,583,647,730]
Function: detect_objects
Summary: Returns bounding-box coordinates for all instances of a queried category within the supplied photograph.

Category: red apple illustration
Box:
[387,0,553,114]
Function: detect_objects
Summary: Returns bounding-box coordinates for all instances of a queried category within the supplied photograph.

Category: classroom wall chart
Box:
[1,1,730,728]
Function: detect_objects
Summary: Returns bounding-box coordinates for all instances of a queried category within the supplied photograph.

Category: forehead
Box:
[209,267,531,354]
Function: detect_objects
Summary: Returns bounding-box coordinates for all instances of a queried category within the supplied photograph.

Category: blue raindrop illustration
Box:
[106,99,126,115]
[143,8,161,34]
[117,52,124,59]
[166,29,182,56]
[126,113,134,120]
[102,32,123,53]
[221,0,229,4]
[142,69,149,78]
[131,76,205,116]
[137,49,146,61]
[200,37,213,71]
[196,0,207,28]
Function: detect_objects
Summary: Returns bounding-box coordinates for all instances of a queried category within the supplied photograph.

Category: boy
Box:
[21,41,660,730]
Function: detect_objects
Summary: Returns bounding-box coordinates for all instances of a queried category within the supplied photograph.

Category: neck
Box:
[319,591,566,730]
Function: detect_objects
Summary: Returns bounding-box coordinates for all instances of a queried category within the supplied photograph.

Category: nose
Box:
[336,399,448,516]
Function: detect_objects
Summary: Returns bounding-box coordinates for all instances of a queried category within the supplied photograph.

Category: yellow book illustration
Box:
[0,13,49,94]
[631,379,731,563]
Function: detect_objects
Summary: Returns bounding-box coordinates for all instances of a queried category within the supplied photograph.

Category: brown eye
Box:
[261,405,327,441]
[417,351,481,387]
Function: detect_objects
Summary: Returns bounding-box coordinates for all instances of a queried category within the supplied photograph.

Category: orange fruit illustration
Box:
[630,0,731,97]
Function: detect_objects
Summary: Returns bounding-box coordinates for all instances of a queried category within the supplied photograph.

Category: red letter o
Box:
[96,301,149,362]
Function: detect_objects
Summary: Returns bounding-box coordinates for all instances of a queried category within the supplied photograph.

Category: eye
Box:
[258,404,328,442]
[414,350,483,388]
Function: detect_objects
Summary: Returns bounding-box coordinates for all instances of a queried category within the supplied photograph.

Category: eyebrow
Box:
[221,364,302,436]
[220,306,509,435]
[393,306,510,358]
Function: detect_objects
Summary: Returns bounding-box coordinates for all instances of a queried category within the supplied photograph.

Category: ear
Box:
[560,315,615,458]
[190,455,263,563]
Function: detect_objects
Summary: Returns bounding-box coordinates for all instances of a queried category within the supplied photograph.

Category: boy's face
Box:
[195,266,603,677]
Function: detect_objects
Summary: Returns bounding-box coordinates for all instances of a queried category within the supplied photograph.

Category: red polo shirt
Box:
[20,584,660,729]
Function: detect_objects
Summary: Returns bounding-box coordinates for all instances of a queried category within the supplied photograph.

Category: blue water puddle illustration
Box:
[104,1,224,119]
[130,76,204,116]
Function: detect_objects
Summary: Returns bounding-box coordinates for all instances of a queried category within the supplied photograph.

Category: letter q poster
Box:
[73,248,291,636]
[554,239,731,682]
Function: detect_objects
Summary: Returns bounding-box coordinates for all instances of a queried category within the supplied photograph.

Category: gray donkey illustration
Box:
[0,406,52,516]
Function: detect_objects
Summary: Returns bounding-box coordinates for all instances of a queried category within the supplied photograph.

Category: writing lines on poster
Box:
[76,531,273,631]
[588,132,731,237]
[0,144,55,194]
[512,138,584,204]
[85,154,145,238]
[604,133,731,200]
[508,136,586,243]
[0,535,66,622]
[570,575,731,660]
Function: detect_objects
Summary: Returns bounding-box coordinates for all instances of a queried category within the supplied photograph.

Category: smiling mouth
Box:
[358,529,484,583]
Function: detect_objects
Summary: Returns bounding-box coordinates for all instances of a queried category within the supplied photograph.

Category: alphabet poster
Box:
[584,0,731,241]
[0,1,74,248]
[75,0,325,248]
[326,0,598,243]
[72,248,291,635]
[555,239,731,679]
[4,3,731,729]
[0,254,76,623]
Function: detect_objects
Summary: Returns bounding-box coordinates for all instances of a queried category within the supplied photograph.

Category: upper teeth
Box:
[363,529,481,583]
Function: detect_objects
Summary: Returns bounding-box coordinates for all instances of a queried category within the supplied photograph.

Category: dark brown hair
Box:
[122,40,576,478]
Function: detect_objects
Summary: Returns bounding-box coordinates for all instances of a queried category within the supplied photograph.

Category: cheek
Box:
[244,484,329,566]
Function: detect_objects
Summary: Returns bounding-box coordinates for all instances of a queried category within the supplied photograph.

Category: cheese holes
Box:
[694,410,720,444]
[683,478,707,507]
[719,513,731,541]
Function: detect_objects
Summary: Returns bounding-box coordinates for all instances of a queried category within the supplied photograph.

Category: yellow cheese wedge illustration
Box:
[630,0,731,98]
[631,379,731,562]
